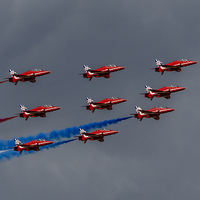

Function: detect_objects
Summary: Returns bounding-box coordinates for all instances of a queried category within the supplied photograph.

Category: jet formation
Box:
[0,59,198,154]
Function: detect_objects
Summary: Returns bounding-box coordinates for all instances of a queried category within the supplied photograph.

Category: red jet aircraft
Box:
[0,69,50,85]
[76,128,118,143]
[19,104,60,120]
[154,59,197,75]
[80,64,125,81]
[13,138,53,154]
[131,106,174,121]
[141,85,185,100]
[83,97,127,113]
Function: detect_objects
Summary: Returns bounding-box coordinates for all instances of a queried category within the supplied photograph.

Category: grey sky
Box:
[0,0,200,199]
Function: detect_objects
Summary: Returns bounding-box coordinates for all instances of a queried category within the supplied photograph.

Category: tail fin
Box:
[83,65,91,72]
[19,105,28,112]
[9,69,17,77]
[155,59,163,67]
[79,128,86,135]
[14,138,22,146]
[145,85,152,93]
[135,106,142,113]
[86,97,94,104]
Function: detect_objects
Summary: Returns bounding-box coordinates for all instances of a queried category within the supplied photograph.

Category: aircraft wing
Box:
[83,133,104,138]
[19,144,36,147]
[141,110,159,115]
[14,74,35,80]
[81,103,109,108]
[130,110,158,116]
[150,89,170,94]
[25,110,45,114]
[162,65,182,69]
[19,144,39,149]
[74,133,103,139]
[88,70,109,75]
[92,102,111,106]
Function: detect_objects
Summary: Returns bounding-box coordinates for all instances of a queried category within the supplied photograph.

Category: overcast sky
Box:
[0,0,200,199]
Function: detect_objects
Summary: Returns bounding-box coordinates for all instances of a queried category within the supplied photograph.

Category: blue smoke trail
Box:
[0,116,132,150]
[40,139,77,150]
[0,139,76,162]
[79,116,133,131]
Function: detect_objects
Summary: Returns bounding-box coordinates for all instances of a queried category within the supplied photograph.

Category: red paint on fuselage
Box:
[165,60,197,67]
[94,66,125,73]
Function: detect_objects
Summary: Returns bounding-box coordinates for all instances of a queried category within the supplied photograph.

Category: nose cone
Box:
[44,70,51,74]
[119,98,127,103]
[54,106,61,110]
[191,61,197,64]
[116,66,125,71]
[114,98,127,104]
[178,87,186,91]
[109,130,118,135]
[165,108,175,112]
[186,60,197,66]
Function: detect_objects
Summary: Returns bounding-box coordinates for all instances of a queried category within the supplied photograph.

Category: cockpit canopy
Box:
[32,69,42,71]
[38,139,46,141]
[108,64,117,67]
[178,59,189,61]
[43,105,53,107]
[167,85,178,87]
